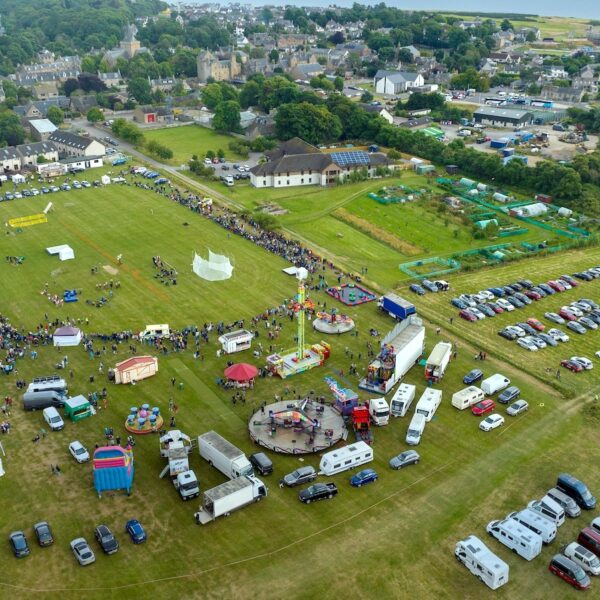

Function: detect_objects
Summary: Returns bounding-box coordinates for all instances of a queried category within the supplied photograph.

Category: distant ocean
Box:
[208,0,600,19]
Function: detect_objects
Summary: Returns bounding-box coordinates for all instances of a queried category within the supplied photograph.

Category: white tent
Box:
[192,250,233,281]
[101,174,111,185]
[46,244,75,261]
[53,326,82,347]
[11,174,26,184]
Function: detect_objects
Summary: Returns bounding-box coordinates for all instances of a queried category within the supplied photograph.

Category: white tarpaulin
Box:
[46,244,74,261]
[192,250,233,281]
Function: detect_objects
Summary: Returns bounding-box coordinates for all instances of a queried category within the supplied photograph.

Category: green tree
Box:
[361,90,374,103]
[334,76,344,92]
[212,100,241,132]
[239,80,261,109]
[501,19,513,31]
[275,102,342,145]
[201,83,223,110]
[268,49,279,63]
[127,77,152,104]
[0,110,25,146]
[111,118,144,145]
[146,139,173,160]
[47,106,64,126]
[86,107,104,123]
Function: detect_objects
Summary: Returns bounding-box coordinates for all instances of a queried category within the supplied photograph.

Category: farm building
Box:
[474,107,534,127]
[114,355,158,384]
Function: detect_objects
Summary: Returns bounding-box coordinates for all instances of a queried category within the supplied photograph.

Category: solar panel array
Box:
[331,150,371,167]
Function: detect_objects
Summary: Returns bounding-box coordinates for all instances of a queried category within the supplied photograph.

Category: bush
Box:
[145,139,173,160]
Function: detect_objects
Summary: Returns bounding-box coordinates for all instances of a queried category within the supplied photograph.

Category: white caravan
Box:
[454,535,509,590]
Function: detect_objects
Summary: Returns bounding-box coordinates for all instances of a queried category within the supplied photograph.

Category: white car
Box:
[548,328,569,343]
[507,325,526,338]
[480,414,505,432]
[30,188,40,196]
[517,336,538,351]
[571,356,593,370]
[459,294,477,308]
[69,441,90,463]
[530,336,547,349]
[477,290,495,301]
[70,537,95,566]
[469,307,486,320]
[81,181,91,188]
[497,299,515,312]
[566,305,583,317]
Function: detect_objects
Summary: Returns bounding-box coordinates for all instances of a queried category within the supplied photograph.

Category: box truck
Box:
[319,442,373,476]
[378,293,416,321]
[159,431,200,501]
[194,475,267,524]
[415,388,442,422]
[198,431,253,479]
[390,383,416,417]
[424,342,452,382]
[451,386,484,410]
[455,535,509,590]
[368,397,390,426]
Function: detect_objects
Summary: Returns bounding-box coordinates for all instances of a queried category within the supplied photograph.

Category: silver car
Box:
[389,450,420,469]
[70,538,95,566]
[507,399,529,416]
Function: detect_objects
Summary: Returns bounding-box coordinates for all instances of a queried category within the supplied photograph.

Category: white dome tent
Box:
[192,250,233,282]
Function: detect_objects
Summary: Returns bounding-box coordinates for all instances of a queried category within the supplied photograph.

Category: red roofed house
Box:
[114,355,158,384]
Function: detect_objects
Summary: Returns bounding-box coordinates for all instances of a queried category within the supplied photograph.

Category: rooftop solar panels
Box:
[331,150,370,167]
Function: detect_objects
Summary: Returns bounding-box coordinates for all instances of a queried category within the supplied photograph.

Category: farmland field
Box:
[0,170,599,600]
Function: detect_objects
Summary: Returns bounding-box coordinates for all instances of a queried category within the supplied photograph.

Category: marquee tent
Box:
[224,363,258,382]
[192,250,233,281]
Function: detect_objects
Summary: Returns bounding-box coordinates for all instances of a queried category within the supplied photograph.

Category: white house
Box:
[16,141,59,167]
[48,131,106,158]
[0,147,22,172]
[374,71,424,94]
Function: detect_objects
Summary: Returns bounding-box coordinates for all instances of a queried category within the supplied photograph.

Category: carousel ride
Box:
[313,307,355,334]
[125,403,164,435]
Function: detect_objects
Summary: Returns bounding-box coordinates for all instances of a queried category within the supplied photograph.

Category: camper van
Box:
[319,442,373,476]
[415,388,442,422]
[390,384,416,417]
[527,496,566,526]
[507,509,557,544]
[406,413,426,445]
[451,386,484,410]
[27,375,67,395]
[486,518,543,561]
[454,535,509,590]
[481,374,510,395]
[22,390,66,411]
[43,406,65,431]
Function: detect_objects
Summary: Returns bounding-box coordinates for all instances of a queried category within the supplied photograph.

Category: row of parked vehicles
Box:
[456,473,598,590]
[131,166,169,184]
[9,520,146,563]
[1,180,95,201]
[454,274,593,323]
[409,279,449,296]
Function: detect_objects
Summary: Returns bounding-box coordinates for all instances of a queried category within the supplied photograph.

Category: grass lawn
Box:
[143,125,245,166]
[0,174,599,600]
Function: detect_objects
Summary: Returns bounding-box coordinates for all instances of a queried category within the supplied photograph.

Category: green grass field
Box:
[0,173,599,600]
[143,125,244,166]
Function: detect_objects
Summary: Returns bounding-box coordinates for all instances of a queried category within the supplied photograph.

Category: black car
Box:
[33,521,54,547]
[94,525,119,554]
[507,296,524,309]
[514,292,532,305]
[9,531,30,558]
[509,283,523,292]
[518,279,534,289]
[531,286,547,298]
[299,483,338,504]
[498,329,517,341]
[280,466,317,488]
[498,386,520,404]
[409,283,425,296]
[539,283,555,295]
[517,322,537,335]
[249,452,273,476]
[502,286,515,296]
[451,298,467,310]
[476,304,495,317]
[573,272,592,281]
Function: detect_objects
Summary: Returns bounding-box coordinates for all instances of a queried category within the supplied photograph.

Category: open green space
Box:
[143,125,244,166]
[0,175,599,600]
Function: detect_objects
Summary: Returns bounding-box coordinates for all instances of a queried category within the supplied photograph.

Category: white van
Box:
[527,496,565,527]
[546,487,581,518]
[415,388,442,422]
[224,175,234,187]
[406,413,426,445]
[390,383,416,417]
[481,374,510,395]
[451,386,484,410]
[507,509,557,544]
[454,535,509,590]
[563,542,600,576]
[319,441,373,476]
[43,406,65,431]
[486,518,543,561]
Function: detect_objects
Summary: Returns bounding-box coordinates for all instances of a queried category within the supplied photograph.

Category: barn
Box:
[473,107,534,128]
[114,355,158,384]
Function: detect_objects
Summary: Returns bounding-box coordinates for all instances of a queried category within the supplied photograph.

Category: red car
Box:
[526,317,545,332]
[559,308,577,321]
[548,280,566,292]
[489,303,504,314]
[561,359,583,373]
[459,309,477,322]
[472,399,496,416]
[525,290,542,301]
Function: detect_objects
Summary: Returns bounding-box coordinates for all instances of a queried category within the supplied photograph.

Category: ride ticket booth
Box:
[218,329,253,354]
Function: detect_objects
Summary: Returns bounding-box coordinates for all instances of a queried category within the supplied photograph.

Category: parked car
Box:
[476,304,495,317]
[572,301,592,313]
[514,292,532,305]
[469,307,486,320]
[499,329,517,341]
[472,399,496,416]
[559,308,577,321]
[571,356,593,370]
[488,287,504,297]
[249,452,273,475]
[563,542,600,576]
[409,283,425,296]
[526,317,545,331]
[125,519,146,544]
[33,521,54,547]
[463,369,483,384]
[530,336,547,349]
[548,554,591,591]
[580,317,598,330]
[421,279,438,293]
[94,525,119,555]
[517,337,538,352]
[479,414,505,431]
[567,321,587,335]
[531,286,547,297]
[548,280,566,292]
[560,275,578,287]
[506,325,526,337]
[350,468,379,487]
[517,322,537,336]
[451,298,467,309]
[69,441,90,463]
[71,537,95,565]
[580,298,599,310]
[488,302,505,314]
[537,333,558,347]
[280,466,317,488]
[539,283,555,295]
[567,305,584,317]
[497,299,515,312]
[389,450,420,470]
[518,279,534,289]
[507,296,524,309]
[507,399,529,416]
[561,359,584,373]
[573,272,593,281]
[9,531,30,558]
[498,386,520,404]
[545,312,565,325]
[548,328,569,342]
[459,309,477,322]
[299,483,338,503]
[525,290,542,301]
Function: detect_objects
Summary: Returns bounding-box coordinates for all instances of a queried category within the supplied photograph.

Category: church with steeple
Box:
[103,23,148,67]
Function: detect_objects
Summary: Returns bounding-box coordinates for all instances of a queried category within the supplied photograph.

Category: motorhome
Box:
[406,413,426,445]
[486,518,543,561]
[319,442,373,476]
[451,386,484,410]
[527,496,566,526]
[507,509,557,544]
[415,388,442,422]
[390,383,416,417]
[454,535,509,590]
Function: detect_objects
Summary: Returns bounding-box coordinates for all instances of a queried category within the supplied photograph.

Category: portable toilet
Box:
[64,395,93,422]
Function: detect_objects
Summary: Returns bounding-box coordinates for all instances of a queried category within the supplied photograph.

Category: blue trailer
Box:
[379,293,416,321]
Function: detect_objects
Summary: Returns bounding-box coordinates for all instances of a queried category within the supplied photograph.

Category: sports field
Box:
[0,173,598,600]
